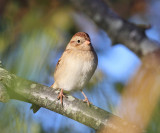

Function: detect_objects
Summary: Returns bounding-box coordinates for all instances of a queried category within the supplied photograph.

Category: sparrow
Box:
[31,32,98,113]
[51,32,98,105]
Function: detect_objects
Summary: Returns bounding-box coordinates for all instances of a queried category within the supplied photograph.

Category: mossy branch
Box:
[0,62,140,132]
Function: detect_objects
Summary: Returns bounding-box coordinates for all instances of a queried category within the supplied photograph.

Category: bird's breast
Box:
[54,50,97,92]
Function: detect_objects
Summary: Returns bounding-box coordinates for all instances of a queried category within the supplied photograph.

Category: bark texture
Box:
[0,62,140,131]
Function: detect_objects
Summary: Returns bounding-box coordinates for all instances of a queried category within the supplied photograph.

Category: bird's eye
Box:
[77,40,80,43]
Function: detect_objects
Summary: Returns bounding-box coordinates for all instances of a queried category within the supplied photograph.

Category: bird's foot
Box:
[81,90,91,106]
[57,89,65,106]
[83,97,91,106]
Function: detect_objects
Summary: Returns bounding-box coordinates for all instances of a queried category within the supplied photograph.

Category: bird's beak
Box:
[85,40,91,45]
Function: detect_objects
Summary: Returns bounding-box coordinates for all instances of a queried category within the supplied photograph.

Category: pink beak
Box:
[85,40,91,45]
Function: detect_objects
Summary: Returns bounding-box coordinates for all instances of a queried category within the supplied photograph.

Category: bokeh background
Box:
[0,0,160,133]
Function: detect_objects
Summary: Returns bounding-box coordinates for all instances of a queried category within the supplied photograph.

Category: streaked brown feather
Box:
[54,49,71,74]
[72,32,90,41]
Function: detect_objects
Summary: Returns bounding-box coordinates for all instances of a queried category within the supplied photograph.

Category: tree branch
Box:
[0,62,140,131]
[70,0,160,56]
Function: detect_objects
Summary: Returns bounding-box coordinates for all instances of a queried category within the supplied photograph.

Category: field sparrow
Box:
[31,32,98,112]
[51,32,98,105]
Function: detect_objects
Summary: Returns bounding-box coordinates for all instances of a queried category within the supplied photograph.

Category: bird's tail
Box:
[30,104,41,113]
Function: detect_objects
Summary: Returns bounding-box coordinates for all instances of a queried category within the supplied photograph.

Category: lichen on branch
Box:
[0,61,140,131]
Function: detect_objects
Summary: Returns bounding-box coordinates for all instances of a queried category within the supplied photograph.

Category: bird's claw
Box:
[57,89,65,106]
[83,98,91,106]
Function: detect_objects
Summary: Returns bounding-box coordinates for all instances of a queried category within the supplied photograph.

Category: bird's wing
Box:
[54,49,71,76]
[55,57,62,72]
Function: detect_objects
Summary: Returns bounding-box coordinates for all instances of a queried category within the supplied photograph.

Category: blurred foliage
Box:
[0,0,75,80]
[0,102,41,133]
[0,0,72,55]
